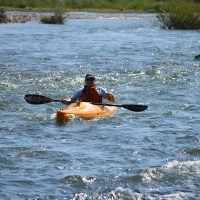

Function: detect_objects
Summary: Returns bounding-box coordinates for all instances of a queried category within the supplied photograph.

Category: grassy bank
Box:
[157,0,200,29]
[1,0,200,29]
[0,0,164,13]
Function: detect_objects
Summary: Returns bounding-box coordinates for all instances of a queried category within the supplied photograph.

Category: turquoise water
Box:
[0,12,200,199]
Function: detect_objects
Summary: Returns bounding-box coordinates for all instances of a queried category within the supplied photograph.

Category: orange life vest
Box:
[81,86,102,103]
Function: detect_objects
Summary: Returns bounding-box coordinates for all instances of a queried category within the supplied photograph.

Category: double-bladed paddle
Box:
[24,94,148,112]
[24,94,62,104]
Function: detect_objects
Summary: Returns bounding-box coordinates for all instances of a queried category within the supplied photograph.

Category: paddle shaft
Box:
[24,94,148,112]
[49,100,62,102]
[93,103,148,112]
[93,103,127,107]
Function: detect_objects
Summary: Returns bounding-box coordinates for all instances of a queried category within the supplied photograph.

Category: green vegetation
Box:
[0,0,164,12]
[157,0,200,29]
[39,1,66,24]
[40,12,65,24]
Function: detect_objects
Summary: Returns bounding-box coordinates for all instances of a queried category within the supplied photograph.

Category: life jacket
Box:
[81,86,102,103]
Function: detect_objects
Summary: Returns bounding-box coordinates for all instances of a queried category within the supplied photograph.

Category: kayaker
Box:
[61,74,115,104]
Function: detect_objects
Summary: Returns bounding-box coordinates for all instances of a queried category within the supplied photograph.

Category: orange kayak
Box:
[56,102,117,121]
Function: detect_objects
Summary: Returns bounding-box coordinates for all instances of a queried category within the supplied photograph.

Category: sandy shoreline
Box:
[2,11,63,23]
[0,9,156,23]
[0,9,68,23]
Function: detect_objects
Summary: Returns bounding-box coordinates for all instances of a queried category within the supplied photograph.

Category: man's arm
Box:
[105,92,115,103]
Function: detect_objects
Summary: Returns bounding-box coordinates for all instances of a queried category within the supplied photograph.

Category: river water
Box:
[0,12,200,199]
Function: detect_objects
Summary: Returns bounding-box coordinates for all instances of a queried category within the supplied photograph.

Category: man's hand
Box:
[61,99,71,105]
[105,93,115,103]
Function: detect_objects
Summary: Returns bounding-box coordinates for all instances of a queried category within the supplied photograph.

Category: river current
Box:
[0,12,200,199]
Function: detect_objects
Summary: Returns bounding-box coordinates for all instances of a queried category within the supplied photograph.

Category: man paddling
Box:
[61,74,115,104]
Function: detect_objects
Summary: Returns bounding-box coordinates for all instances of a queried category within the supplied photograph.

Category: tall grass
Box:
[63,0,162,12]
[157,0,200,29]
[0,0,52,8]
[126,0,161,12]
[0,0,164,12]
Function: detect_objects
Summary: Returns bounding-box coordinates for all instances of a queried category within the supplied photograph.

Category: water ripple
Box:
[0,13,200,199]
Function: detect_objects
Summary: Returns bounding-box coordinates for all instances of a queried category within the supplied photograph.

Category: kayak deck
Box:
[56,102,117,121]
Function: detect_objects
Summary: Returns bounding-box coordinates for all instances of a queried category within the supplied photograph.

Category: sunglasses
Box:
[86,78,95,81]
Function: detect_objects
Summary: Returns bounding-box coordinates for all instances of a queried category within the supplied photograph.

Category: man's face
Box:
[85,78,96,87]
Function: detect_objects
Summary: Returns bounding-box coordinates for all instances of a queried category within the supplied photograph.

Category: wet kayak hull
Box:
[56,102,117,121]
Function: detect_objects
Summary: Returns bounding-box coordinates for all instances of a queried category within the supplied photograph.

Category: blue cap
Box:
[85,74,95,80]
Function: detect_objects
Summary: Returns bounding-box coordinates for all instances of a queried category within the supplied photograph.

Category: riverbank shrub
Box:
[157,0,200,29]
[18,4,26,9]
[40,0,66,24]
[40,12,65,24]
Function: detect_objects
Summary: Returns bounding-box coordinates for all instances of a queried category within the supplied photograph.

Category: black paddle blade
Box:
[122,104,148,112]
[24,94,53,104]
[92,103,148,112]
